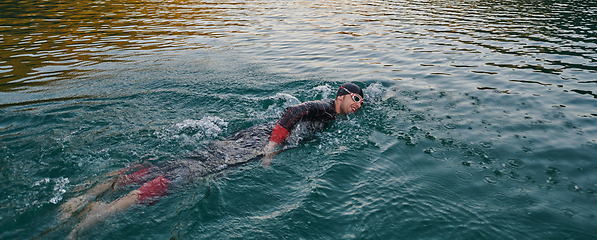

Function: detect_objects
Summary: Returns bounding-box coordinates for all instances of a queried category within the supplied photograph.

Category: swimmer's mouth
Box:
[351,106,357,113]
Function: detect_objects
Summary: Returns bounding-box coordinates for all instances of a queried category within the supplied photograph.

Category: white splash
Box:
[50,177,69,204]
[175,116,228,138]
[310,84,333,99]
[33,178,51,186]
[364,82,385,103]
[270,93,301,108]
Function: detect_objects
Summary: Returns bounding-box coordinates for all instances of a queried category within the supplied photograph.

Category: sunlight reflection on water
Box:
[1,0,597,239]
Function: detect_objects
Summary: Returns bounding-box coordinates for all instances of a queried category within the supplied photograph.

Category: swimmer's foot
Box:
[57,193,95,221]
[67,191,139,239]
[58,179,114,221]
[66,202,110,240]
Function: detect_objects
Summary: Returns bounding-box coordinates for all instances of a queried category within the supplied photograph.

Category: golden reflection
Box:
[0,0,249,91]
[1,0,595,93]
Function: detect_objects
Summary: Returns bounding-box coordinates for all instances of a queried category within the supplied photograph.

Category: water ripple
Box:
[2,0,597,239]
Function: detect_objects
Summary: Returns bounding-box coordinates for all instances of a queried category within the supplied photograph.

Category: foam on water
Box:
[271,93,301,108]
[154,116,228,143]
[174,117,228,138]
[309,84,333,99]
[50,177,69,204]
[363,82,385,103]
[31,177,70,205]
[2,0,597,239]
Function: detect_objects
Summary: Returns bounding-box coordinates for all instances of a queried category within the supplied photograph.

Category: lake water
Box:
[1,0,597,239]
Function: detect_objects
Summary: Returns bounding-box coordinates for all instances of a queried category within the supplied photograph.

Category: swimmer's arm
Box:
[264,122,290,166]
[262,141,279,166]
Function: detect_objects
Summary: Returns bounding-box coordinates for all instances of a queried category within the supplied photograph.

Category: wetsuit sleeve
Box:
[269,101,335,144]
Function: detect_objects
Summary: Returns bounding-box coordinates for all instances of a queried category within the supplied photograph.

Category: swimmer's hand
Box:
[262,141,279,167]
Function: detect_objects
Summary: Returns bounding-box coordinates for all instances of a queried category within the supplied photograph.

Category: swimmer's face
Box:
[337,93,363,115]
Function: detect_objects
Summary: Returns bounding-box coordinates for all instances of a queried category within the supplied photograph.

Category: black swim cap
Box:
[337,83,364,98]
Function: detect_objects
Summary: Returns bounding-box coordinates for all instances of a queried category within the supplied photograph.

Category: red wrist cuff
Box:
[269,123,290,144]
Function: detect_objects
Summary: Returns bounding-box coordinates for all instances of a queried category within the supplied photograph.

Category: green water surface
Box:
[1,0,596,239]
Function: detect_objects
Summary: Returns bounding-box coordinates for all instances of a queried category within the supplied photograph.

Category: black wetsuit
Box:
[119,99,337,202]
[270,99,337,143]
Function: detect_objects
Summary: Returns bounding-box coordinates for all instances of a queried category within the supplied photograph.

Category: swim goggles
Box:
[341,86,363,104]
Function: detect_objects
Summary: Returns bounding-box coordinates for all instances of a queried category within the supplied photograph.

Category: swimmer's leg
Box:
[58,164,152,220]
[67,190,140,240]
[58,178,114,221]
[66,175,170,239]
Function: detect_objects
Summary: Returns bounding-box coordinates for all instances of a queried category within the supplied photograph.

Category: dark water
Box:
[1,0,596,239]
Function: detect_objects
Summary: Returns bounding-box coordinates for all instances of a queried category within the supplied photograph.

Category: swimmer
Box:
[58,83,364,239]
[263,83,364,165]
